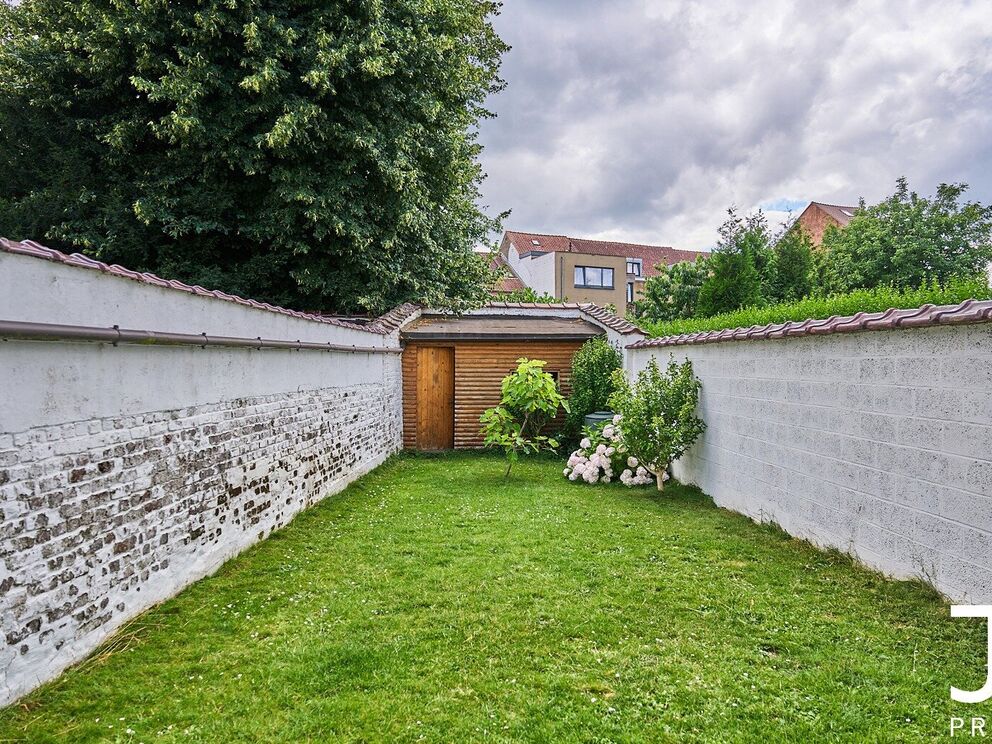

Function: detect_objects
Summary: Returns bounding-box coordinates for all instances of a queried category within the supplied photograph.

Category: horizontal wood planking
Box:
[401,345,419,448]
[403,339,586,448]
[453,340,582,447]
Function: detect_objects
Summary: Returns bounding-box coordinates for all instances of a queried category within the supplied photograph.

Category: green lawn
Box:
[1,452,985,742]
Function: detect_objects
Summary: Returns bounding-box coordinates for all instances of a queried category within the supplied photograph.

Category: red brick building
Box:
[793,202,858,246]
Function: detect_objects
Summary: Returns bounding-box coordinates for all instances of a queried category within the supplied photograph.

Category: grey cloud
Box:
[478,0,992,249]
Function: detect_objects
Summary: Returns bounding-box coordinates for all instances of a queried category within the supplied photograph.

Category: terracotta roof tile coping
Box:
[627,299,992,349]
[0,238,409,335]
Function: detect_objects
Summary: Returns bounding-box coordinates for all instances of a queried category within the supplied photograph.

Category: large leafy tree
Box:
[697,208,768,317]
[0,0,507,313]
[820,178,992,293]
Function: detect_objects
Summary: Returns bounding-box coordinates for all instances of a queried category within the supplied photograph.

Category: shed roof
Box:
[402,314,604,341]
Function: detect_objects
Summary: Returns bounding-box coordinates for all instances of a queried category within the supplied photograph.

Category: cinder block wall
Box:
[0,251,403,705]
[628,323,992,602]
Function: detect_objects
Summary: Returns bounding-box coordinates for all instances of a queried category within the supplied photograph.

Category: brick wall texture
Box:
[1,375,401,704]
[628,322,992,602]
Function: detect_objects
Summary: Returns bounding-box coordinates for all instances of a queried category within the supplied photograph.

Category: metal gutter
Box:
[401,332,602,341]
[0,320,402,354]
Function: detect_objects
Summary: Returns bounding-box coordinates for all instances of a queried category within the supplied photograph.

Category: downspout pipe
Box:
[0,319,402,354]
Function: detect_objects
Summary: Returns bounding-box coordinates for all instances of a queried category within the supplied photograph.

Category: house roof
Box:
[402,314,604,341]
[567,238,708,277]
[808,202,858,226]
[488,252,526,293]
[503,231,572,255]
[503,230,707,278]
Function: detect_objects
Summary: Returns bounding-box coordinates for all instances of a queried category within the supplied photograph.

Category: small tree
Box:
[481,358,569,478]
[769,226,814,302]
[564,337,622,442]
[697,208,769,317]
[608,357,705,492]
[632,255,709,322]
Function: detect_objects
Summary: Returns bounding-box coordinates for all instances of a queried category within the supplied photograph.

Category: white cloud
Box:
[477,0,992,250]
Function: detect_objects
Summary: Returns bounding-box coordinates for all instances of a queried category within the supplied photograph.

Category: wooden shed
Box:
[398,304,644,450]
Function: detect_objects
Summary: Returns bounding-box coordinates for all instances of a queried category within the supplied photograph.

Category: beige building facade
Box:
[498,230,707,314]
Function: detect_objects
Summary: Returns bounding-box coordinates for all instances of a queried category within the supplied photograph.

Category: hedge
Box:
[641,276,992,339]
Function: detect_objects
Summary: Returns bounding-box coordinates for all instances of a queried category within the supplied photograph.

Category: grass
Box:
[0,452,986,742]
[641,276,991,338]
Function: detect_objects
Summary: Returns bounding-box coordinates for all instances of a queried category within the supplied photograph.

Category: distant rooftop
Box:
[502,230,707,278]
[807,201,859,226]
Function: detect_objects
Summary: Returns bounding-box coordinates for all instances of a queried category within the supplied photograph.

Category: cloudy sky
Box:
[476,0,992,251]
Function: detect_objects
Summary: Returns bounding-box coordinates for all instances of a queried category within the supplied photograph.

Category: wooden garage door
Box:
[416,346,455,450]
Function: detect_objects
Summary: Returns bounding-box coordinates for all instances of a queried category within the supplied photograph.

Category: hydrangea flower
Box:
[563,420,653,488]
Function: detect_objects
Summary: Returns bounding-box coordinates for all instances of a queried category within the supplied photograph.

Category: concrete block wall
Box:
[0,250,403,705]
[627,322,992,602]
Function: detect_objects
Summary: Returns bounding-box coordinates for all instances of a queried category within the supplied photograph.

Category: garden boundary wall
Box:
[626,302,992,602]
[0,240,405,706]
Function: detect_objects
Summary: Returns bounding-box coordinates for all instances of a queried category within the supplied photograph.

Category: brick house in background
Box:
[793,201,858,246]
[498,230,707,313]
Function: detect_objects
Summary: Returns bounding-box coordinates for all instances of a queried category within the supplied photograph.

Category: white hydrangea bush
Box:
[563,415,658,487]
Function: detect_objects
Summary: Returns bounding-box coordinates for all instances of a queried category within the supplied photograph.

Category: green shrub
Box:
[499,286,558,303]
[608,357,705,492]
[641,276,991,338]
[564,337,622,443]
[631,255,709,322]
[480,358,569,478]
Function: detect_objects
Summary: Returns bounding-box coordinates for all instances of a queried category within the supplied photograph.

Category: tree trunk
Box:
[649,463,669,492]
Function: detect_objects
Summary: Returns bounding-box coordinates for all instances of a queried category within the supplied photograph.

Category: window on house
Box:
[626,282,634,302]
[573,266,615,289]
[626,259,642,276]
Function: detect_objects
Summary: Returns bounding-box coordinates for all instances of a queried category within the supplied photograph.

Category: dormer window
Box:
[626,259,642,277]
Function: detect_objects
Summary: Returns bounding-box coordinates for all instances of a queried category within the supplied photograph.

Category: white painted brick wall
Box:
[628,323,992,602]
[0,256,403,705]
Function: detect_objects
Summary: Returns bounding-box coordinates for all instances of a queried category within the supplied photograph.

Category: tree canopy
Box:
[631,255,709,322]
[819,179,992,292]
[696,208,768,317]
[769,224,814,302]
[0,0,508,313]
